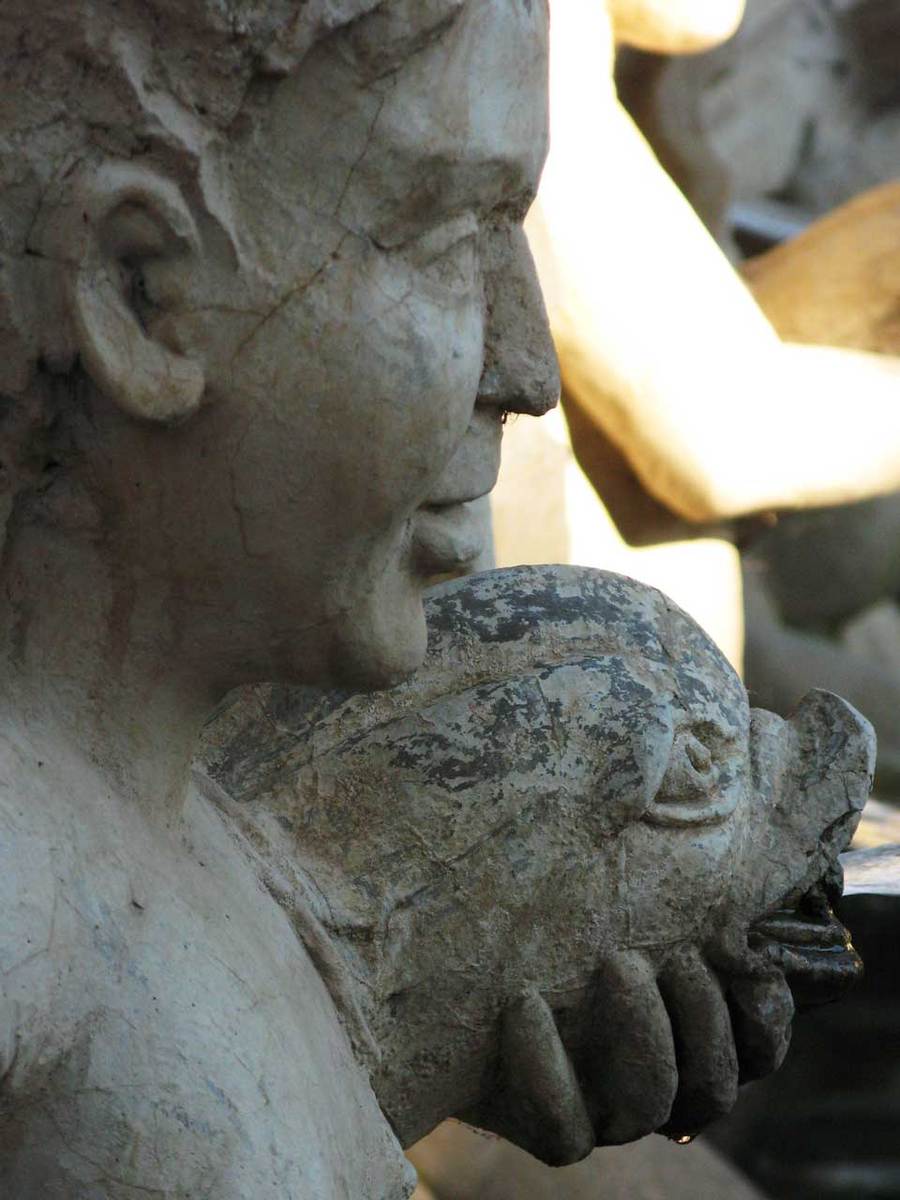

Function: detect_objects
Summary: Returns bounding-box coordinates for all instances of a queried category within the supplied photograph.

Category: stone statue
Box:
[0,2,877,1196]
[202,565,874,1166]
[0,2,556,1195]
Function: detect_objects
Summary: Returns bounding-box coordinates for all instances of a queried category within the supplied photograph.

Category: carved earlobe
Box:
[70,162,205,425]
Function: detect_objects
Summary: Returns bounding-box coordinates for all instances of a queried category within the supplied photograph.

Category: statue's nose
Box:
[476,223,560,417]
[788,689,875,821]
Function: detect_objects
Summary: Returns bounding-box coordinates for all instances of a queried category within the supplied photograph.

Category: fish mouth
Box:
[749,865,862,1007]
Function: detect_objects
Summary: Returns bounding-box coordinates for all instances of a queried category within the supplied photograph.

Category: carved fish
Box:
[202,565,874,1166]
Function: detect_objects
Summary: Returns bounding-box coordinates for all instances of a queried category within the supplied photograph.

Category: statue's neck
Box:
[0,526,219,825]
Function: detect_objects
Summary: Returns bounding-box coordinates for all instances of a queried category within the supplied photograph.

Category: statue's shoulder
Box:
[0,731,85,888]
[0,729,63,886]
[0,780,415,1200]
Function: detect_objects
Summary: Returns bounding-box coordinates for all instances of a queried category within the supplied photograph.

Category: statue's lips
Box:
[413,497,489,572]
[749,876,862,1007]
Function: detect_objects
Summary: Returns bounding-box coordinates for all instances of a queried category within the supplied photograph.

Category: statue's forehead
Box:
[336,0,470,75]
[249,0,549,244]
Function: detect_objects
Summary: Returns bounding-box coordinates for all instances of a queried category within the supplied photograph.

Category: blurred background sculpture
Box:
[497,0,900,670]
[737,188,900,803]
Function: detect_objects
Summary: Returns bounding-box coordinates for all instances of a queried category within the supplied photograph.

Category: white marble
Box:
[0,3,554,1194]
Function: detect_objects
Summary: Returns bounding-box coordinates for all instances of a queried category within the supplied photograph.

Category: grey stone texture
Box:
[203,565,874,1167]
[0,0,879,1192]
[0,2,555,1194]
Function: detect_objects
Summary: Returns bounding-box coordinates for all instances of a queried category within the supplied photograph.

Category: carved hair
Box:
[0,0,465,533]
[0,1,389,388]
[0,0,467,388]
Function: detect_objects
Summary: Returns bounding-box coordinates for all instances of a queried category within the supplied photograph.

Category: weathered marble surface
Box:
[0,2,555,1195]
[0,0,879,1194]
[203,565,874,1166]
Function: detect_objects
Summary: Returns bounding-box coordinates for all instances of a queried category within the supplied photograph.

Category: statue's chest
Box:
[0,792,411,1200]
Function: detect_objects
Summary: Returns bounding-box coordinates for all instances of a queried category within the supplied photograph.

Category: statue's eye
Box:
[644,728,739,827]
[404,212,480,266]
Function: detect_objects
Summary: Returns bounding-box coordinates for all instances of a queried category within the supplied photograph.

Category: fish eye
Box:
[685,737,713,775]
[643,725,739,828]
[664,730,719,798]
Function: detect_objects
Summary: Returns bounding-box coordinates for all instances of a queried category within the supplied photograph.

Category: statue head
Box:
[0,1,557,692]
[203,564,874,1164]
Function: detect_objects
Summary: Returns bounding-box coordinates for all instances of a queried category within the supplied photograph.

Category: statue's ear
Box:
[69,162,205,424]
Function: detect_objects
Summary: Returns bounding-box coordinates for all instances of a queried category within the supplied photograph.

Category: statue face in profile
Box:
[0,7,556,1197]
[144,0,556,686]
[2,0,557,696]
[0,9,878,1198]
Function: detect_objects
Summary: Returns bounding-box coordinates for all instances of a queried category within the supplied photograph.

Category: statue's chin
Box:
[326,581,429,690]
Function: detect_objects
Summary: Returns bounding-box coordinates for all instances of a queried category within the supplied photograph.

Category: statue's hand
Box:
[469,945,794,1167]
[583,946,742,1145]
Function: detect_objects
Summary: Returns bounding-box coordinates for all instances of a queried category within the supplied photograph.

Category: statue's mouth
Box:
[413,499,489,574]
[748,867,862,1007]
